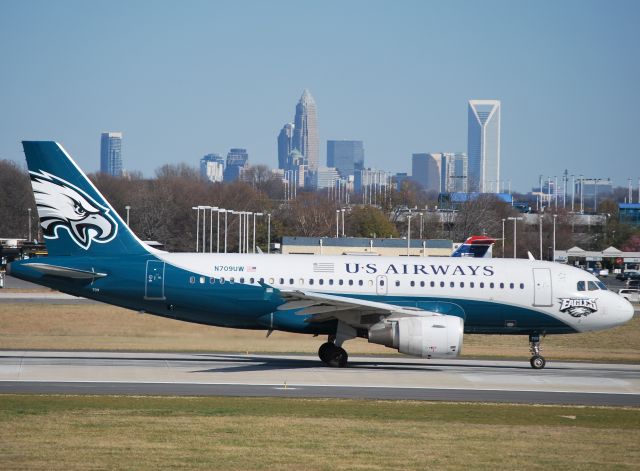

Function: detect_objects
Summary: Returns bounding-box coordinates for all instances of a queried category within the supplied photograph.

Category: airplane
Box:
[451,235,496,258]
[7,142,635,369]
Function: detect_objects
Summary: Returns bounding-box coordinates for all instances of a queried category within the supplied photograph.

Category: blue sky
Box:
[1,0,639,192]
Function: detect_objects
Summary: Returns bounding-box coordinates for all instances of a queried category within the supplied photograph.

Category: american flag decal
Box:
[246,266,256,272]
[313,262,334,273]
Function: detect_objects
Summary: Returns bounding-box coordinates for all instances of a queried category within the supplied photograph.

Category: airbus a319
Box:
[8,142,635,369]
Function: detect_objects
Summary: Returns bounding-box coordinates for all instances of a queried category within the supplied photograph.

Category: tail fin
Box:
[452,236,496,258]
[22,141,151,257]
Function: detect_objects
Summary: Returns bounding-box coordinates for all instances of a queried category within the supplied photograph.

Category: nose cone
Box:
[615,296,635,326]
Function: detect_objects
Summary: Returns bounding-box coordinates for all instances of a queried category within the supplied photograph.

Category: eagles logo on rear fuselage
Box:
[30,170,118,250]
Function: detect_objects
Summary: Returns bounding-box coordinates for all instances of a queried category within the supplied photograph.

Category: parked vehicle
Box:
[617,269,640,281]
[618,289,640,303]
[627,279,640,289]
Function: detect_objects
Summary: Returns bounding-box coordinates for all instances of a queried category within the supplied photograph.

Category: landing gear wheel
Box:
[530,355,546,369]
[318,342,333,363]
[326,345,348,368]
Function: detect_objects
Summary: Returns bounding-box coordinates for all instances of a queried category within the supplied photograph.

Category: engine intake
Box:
[368,315,463,358]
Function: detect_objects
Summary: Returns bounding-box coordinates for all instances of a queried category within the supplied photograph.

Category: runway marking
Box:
[0,379,636,396]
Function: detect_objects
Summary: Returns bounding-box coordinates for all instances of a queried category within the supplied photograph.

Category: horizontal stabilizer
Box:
[24,262,107,280]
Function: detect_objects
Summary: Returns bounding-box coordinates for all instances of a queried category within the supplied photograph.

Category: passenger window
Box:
[440,281,445,288]
[269,277,274,284]
[430,281,435,288]
[520,283,525,289]
[450,281,455,288]
[309,279,314,285]
[329,279,334,285]
[499,283,504,289]
[588,281,598,291]
[299,278,304,285]
[240,277,245,284]
[577,281,586,291]
[349,280,354,286]
[199,276,205,284]
[368,280,373,287]
[358,280,363,286]
[220,277,225,284]
[210,278,215,284]
[509,283,514,289]
[490,282,494,289]
[380,279,385,286]
[230,277,235,284]
[470,282,475,288]
[259,278,264,284]
[189,276,195,284]
[339,280,344,286]
[289,278,294,285]
[395,280,400,287]
[319,279,324,285]
[279,278,284,285]
[410,281,415,287]
[480,282,485,288]
[420,281,425,287]
[460,282,464,288]
[250,277,255,284]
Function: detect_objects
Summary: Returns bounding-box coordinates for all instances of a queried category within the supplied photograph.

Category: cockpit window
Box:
[596,281,608,290]
[577,281,585,291]
[587,281,599,291]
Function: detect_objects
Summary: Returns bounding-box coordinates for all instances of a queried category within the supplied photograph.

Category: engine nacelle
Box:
[367,315,463,359]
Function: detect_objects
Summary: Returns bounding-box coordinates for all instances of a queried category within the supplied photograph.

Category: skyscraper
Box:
[200,153,225,183]
[224,148,249,182]
[467,100,501,193]
[100,132,123,176]
[411,153,442,192]
[292,89,319,170]
[327,140,364,178]
[440,153,468,193]
[277,123,295,170]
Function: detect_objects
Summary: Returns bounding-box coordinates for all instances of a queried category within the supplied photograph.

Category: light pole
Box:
[341,209,345,237]
[216,209,222,253]
[27,208,32,242]
[267,213,271,254]
[125,205,131,226]
[224,210,228,253]
[253,212,263,253]
[200,206,209,253]
[507,217,523,259]
[594,178,601,213]
[579,175,584,213]
[571,175,575,212]
[539,214,543,260]
[502,218,505,258]
[419,213,424,239]
[192,206,200,252]
[336,210,340,238]
[406,214,413,256]
[209,207,218,253]
[552,214,557,262]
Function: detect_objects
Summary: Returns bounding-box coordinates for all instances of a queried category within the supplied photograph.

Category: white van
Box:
[618,289,640,303]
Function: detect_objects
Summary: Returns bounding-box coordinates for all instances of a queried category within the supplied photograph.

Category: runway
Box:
[1,351,638,406]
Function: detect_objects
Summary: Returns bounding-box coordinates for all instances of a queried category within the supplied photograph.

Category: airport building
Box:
[281,236,454,257]
[99,132,123,176]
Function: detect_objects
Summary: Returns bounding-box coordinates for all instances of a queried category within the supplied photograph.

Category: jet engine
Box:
[367,315,463,359]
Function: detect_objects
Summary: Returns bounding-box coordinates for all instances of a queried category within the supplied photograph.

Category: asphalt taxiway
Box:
[0,351,638,406]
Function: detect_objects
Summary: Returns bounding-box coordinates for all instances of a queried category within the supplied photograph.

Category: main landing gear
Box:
[318,322,356,368]
[318,340,348,368]
[529,334,546,369]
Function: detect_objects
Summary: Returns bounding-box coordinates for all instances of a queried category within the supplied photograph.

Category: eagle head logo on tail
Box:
[30,171,118,250]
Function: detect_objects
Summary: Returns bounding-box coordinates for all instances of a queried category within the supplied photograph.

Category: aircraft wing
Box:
[278,289,438,324]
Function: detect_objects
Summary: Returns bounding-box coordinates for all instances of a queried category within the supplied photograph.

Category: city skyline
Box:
[468,100,501,193]
[99,132,123,177]
[1,1,638,192]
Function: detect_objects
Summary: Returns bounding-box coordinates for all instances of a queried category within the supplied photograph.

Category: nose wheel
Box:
[529,334,546,369]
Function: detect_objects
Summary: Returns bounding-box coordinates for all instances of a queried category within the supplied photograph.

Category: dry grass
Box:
[0,395,638,471]
[0,303,638,362]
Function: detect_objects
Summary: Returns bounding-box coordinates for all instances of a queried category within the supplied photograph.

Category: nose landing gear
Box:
[529,334,546,369]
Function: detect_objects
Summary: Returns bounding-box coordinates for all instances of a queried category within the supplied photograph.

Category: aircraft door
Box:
[376,275,388,296]
[532,268,552,307]
[145,260,166,300]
